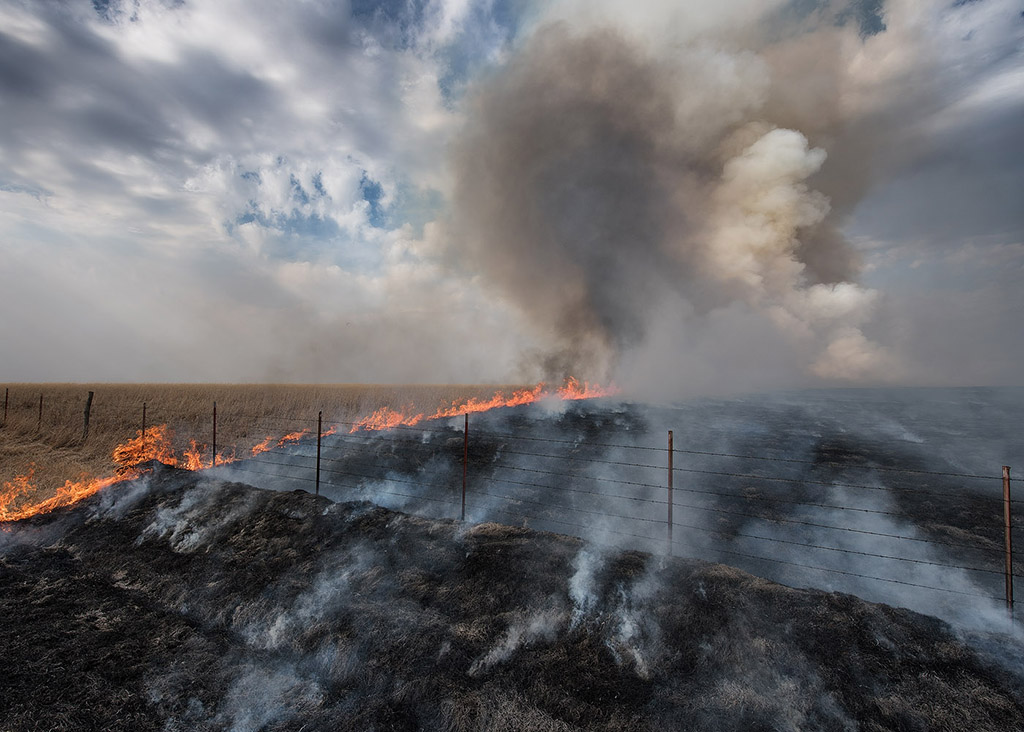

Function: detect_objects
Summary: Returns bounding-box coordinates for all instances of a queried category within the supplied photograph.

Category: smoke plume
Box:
[446,2,931,385]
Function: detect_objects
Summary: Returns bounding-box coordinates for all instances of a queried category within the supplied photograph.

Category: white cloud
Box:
[0,0,487,381]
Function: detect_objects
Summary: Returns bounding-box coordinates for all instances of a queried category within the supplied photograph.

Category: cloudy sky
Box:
[0,0,1021,395]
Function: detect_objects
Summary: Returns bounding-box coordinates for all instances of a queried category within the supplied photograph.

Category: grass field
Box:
[0,383,527,500]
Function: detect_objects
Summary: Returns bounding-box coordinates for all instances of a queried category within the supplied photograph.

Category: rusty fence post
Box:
[462,413,469,521]
[667,430,674,556]
[1004,466,1014,619]
[37,393,43,432]
[212,401,217,467]
[82,391,94,442]
[3,387,8,427]
[141,402,147,455]
[316,411,322,496]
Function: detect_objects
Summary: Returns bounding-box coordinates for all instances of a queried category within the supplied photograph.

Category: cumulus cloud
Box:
[0,0,522,382]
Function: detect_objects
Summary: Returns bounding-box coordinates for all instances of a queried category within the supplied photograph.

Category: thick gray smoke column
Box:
[449,9,894,385]
[451,25,694,380]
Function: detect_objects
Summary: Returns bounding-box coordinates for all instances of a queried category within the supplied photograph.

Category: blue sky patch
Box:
[359,171,387,228]
[232,204,384,272]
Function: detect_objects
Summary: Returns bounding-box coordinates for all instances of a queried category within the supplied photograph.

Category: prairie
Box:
[0,383,527,499]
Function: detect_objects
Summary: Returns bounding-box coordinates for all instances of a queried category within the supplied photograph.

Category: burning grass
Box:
[0,384,520,506]
[0,381,614,520]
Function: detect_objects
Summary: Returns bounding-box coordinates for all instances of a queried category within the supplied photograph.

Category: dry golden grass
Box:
[0,383,528,499]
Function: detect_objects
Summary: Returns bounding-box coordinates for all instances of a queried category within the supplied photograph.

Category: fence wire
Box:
[3,391,1021,606]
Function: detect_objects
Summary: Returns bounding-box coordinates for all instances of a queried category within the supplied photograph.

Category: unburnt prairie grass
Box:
[0,383,527,499]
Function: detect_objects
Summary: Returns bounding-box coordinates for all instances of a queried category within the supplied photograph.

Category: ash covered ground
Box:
[2,387,1024,730]
[222,387,1024,625]
[1,466,1023,730]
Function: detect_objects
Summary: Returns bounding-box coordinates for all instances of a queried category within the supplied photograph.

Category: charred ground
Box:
[2,466,1022,731]
[220,388,1023,622]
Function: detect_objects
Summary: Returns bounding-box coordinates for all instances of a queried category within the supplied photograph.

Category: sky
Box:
[0,0,1021,395]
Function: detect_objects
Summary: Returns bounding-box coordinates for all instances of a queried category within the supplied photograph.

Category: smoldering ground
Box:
[3,458,1024,731]
[209,386,1024,633]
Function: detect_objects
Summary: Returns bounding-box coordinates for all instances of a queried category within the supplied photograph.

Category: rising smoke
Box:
[445,0,948,387]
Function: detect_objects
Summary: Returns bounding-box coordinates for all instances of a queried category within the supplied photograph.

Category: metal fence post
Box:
[667,430,674,556]
[37,393,43,432]
[212,401,217,467]
[82,391,94,442]
[462,413,468,521]
[3,387,8,427]
[1004,466,1014,619]
[316,411,322,496]
[141,402,147,455]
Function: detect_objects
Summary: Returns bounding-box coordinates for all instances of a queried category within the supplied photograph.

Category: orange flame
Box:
[23,474,123,521]
[350,378,615,432]
[351,406,426,432]
[246,429,313,458]
[2,379,615,521]
[2,425,183,522]
[183,440,206,471]
[251,436,274,457]
[214,447,235,466]
[112,424,178,474]
[276,429,310,447]
[1,468,37,522]
[556,376,613,400]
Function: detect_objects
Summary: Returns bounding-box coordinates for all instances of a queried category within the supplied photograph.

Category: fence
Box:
[2,387,1021,621]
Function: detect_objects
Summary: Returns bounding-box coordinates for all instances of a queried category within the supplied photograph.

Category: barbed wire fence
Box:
[1,387,1020,620]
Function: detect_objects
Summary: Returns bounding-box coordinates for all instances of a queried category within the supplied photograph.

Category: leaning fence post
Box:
[1004,466,1014,619]
[82,391,94,442]
[316,411,322,496]
[462,413,469,521]
[667,430,674,556]
[212,401,218,467]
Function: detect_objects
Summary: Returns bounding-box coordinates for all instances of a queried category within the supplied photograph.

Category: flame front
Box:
[251,436,274,456]
[1,468,37,522]
[349,378,615,432]
[13,474,123,522]
[112,425,178,474]
[556,377,612,401]
[183,440,205,471]
[3,426,182,522]
[352,406,427,432]
[277,429,310,447]
[1,378,615,521]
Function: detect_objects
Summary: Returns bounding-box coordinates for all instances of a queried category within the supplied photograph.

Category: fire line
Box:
[1,378,615,522]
